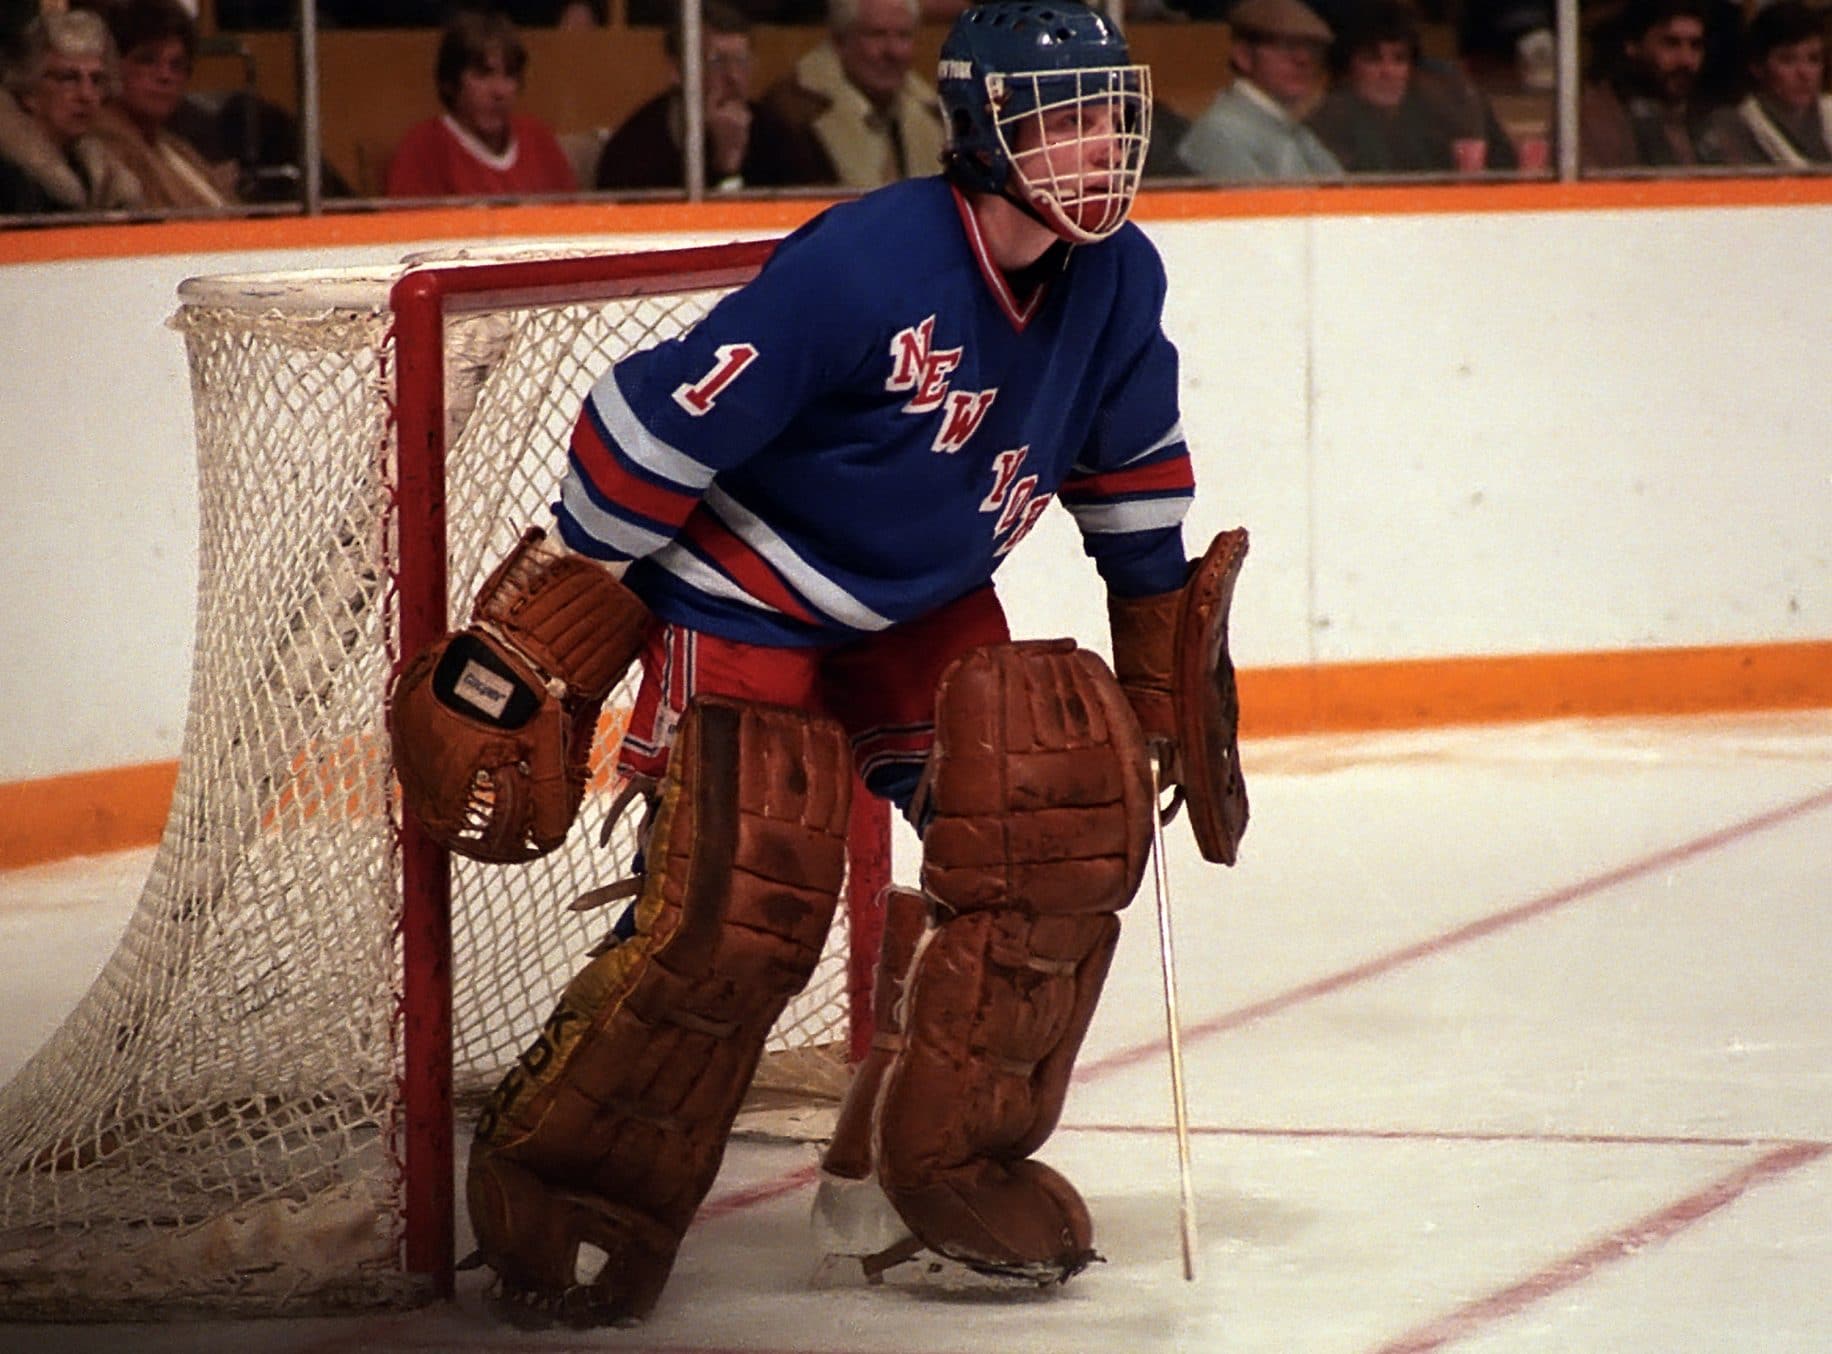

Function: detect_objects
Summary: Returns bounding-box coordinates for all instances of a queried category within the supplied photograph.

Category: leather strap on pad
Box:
[467,696,851,1322]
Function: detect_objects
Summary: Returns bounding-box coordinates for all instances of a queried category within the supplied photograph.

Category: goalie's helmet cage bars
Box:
[0,242,890,1319]
[938,0,1150,243]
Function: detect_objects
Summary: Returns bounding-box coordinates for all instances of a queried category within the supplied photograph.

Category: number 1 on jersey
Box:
[672,343,760,416]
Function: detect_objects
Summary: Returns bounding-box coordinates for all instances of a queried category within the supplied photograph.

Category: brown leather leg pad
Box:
[468,696,852,1319]
[874,906,1120,1277]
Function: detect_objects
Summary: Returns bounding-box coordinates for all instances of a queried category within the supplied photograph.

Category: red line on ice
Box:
[1079,783,1832,1081]
[1367,1141,1831,1353]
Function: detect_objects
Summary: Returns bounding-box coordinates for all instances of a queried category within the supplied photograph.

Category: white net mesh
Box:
[0,248,861,1319]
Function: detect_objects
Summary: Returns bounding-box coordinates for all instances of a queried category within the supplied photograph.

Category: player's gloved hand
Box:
[388,528,650,863]
[1111,530,1251,863]
[1107,583,1185,810]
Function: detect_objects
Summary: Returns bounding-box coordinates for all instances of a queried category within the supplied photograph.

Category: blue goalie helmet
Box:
[938,0,1153,243]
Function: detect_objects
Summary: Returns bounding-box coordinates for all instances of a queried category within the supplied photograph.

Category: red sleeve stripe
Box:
[569,413,699,530]
[1060,455,1195,501]
[678,511,821,626]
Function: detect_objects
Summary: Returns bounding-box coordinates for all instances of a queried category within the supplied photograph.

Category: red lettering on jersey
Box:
[672,343,760,416]
[982,447,1049,555]
[887,315,936,389]
[995,491,1053,557]
[980,446,1029,511]
[886,314,963,415]
[933,388,998,454]
[994,474,1040,536]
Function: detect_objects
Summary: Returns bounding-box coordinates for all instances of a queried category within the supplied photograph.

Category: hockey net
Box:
[0,241,887,1319]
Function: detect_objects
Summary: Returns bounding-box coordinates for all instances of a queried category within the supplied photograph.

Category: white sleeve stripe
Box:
[647,541,788,616]
[559,474,672,559]
[1063,496,1192,534]
[586,366,717,490]
[1073,419,1187,473]
[1132,419,1187,464]
[707,487,895,632]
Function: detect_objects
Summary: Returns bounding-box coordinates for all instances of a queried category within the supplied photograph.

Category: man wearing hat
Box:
[1178,0,1343,179]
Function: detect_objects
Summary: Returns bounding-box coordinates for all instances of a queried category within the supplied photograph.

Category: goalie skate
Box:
[811,1242,1095,1293]
[810,1170,1096,1293]
[809,1169,921,1287]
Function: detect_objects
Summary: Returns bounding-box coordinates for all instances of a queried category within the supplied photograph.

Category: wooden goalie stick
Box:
[1149,749,1199,1281]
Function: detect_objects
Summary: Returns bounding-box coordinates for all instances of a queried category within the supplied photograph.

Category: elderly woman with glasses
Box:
[0,8,144,214]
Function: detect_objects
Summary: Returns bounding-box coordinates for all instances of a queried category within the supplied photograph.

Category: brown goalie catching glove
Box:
[1107,526,1251,864]
[387,527,651,863]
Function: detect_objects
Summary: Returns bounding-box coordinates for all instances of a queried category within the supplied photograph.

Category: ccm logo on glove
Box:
[431,633,540,729]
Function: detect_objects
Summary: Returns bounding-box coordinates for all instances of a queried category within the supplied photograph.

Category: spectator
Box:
[0,9,142,213]
[385,9,576,199]
[758,0,944,189]
[1580,0,1714,169]
[1306,0,1517,175]
[595,1,828,191]
[1699,0,1829,166]
[552,0,607,25]
[85,0,237,210]
[171,88,360,202]
[1177,0,1343,180]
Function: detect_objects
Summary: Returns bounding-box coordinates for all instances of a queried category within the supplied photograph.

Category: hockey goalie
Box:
[388,0,1247,1325]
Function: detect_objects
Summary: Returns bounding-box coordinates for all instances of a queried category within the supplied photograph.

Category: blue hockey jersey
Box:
[555,175,1195,647]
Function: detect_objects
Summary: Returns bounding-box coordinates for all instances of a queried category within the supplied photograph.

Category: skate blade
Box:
[811,1239,1092,1295]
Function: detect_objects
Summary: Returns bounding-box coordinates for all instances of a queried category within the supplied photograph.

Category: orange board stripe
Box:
[3,177,1828,268]
[0,761,179,871]
[1241,639,1832,735]
[1,640,1825,871]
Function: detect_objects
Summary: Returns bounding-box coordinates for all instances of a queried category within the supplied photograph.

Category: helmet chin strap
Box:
[944,154,1079,246]
[1005,178,1077,243]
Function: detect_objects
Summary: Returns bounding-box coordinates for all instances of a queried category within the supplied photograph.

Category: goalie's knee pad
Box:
[467,696,852,1323]
[866,641,1151,1280]
[918,639,1154,918]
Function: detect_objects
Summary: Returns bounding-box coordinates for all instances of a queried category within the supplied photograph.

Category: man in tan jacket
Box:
[761,0,945,189]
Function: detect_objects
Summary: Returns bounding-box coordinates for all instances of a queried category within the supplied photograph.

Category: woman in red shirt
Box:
[385,10,576,200]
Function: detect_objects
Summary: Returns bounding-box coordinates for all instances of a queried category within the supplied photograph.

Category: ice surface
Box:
[2,714,1827,1352]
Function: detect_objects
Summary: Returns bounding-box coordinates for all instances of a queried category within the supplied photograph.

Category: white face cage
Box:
[988,64,1153,244]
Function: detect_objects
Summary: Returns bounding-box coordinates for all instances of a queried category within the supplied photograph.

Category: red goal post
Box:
[389,244,892,1293]
[0,241,890,1319]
